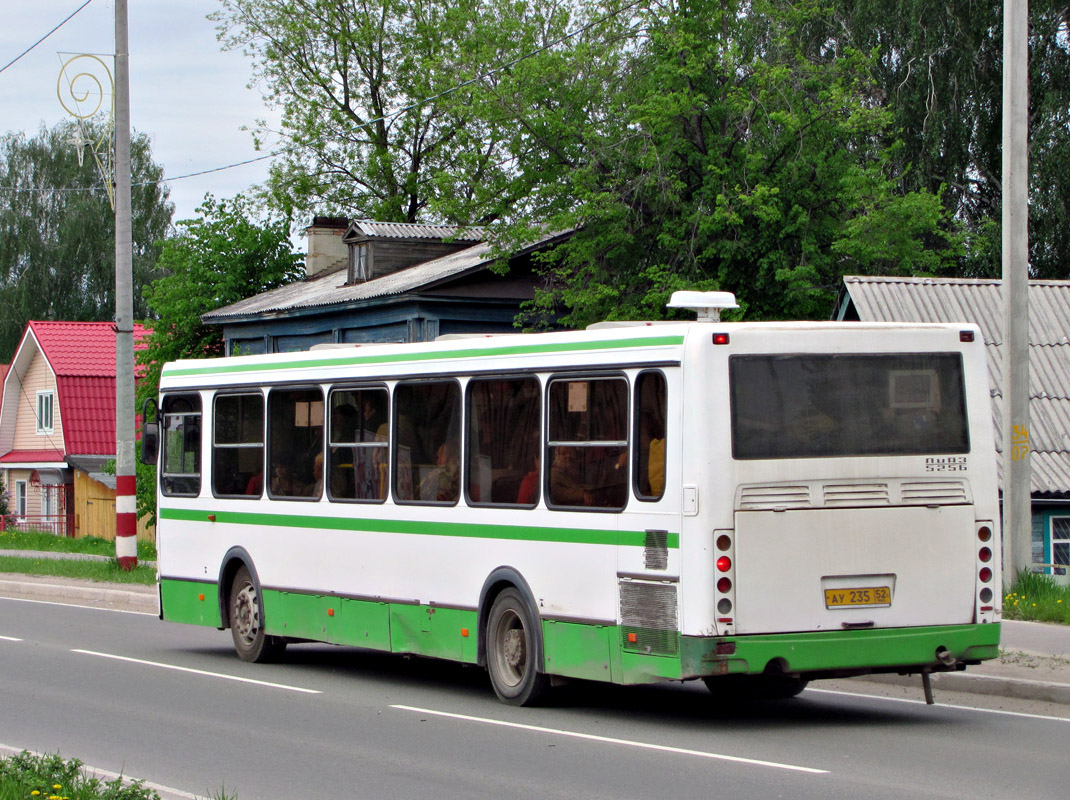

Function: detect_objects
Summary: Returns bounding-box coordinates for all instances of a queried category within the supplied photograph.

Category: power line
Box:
[0,0,97,76]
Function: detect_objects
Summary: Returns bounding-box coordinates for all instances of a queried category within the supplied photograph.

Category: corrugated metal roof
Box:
[345,220,486,242]
[842,276,1070,497]
[204,231,569,322]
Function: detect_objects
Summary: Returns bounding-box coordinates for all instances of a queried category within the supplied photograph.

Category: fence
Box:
[0,514,75,537]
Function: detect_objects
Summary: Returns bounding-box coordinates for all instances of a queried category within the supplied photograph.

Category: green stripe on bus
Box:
[161,335,685,377]
[158,506,679,549]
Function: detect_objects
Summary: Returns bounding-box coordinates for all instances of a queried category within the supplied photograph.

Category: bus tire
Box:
[228,565,286,663]
[485,587,549,706]
[703,674,809,700]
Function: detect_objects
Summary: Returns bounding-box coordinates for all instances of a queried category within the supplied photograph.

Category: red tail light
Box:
[716,556,732,572]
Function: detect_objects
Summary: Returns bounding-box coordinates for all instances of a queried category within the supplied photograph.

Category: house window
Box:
[349,243,369,282]
[1053,517,1070,568]
[14,480,27,519]
[36,391,54,434]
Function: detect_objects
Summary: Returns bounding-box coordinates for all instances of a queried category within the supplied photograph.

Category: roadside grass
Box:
[1004,570,1070,624]
[0,556,155,585]
[0,750,234,799]
[0,530,156,561]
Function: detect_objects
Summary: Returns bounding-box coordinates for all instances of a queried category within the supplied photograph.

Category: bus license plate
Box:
[824,586,892,608]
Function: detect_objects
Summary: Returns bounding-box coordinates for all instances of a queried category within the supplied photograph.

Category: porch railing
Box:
[0,514,75,537]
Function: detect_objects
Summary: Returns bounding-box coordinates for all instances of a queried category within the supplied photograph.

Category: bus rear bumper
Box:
[680,623,1002,680]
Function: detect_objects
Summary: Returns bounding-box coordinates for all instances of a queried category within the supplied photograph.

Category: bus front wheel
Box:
[229,565,286,663]
[485,588,549,706]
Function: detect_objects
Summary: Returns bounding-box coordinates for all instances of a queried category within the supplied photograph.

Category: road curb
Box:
[0,578,158,614]
[859,670,1070,705]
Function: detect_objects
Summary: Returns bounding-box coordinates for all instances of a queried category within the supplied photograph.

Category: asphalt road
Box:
[2,596,1067,800]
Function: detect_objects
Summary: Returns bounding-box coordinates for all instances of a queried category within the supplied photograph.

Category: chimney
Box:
[304,217,349,278]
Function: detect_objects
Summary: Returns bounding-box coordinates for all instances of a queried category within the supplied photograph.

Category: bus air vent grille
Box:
[823,483,891,506]
[738,485,811,510]
[900,481,969,505]
[620,581,679,656]
[644,529,669,570]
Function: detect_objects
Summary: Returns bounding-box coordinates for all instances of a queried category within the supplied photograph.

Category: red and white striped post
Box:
[115,474,137,569]
[114,0,137,570]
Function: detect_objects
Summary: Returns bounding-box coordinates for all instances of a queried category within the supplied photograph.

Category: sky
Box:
[0,0,284,232]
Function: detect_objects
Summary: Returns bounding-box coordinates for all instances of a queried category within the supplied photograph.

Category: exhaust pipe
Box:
[935,647,957,667]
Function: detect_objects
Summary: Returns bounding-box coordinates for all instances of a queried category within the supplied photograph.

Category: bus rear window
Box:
[730,353,969,459]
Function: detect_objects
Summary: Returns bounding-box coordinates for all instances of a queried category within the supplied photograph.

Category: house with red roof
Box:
[0,321,150,540]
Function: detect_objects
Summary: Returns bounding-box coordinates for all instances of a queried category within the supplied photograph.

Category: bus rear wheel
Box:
[486,588,549,706]
[229,565,286,663]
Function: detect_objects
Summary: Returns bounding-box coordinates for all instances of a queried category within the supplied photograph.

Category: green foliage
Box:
[1004,571,1070,625]
[214,0,553,222]
[0,120,174,361]
[0,529,155,560]
[825,0,1070,280]
[0,555,156,585]
[459,0,964,327]
[0,751,160,799]
[136,194,301,522]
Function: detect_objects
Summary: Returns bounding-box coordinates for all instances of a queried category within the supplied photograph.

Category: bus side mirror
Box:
[140,398,159,465]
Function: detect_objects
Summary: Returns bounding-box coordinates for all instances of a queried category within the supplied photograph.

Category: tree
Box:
[135,194,302,523]
[0,120,174,360]
[823,0,1070,280]
[213,0,590,222]
[455,0,964,327]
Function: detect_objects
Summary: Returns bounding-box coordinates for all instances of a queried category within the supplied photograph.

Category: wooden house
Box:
[0,321,153,542]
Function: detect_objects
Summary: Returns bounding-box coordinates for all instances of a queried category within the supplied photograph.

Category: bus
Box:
[143,291,1002,705]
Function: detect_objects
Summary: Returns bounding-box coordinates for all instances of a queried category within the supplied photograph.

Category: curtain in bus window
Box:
[634,372,667,501]
[213,394,264,496]
[729,353,969,459]
[466,377,541,505]
[161,394,201,496]
[328,387,388,501]
[268,388,324,499]
[547,377,628,509]
[394,381,460,504]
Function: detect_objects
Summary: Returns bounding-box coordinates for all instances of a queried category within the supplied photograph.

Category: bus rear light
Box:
[979,588,993,603]
[712,333,730,345]
[717,577,732,593]
[979,567,992,583]
[978,525,992,542]
[960,330,975,342]
[979,547,992,563]
[716,556,732,572]
[717,598,732,614]
[980,606,994,612]
[716,534,732,551]
[715,641,736,655]
[627,632,638,643]
[717,617,733,624]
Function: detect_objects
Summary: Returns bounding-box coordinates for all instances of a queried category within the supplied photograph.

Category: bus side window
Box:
[466,377,541,506]
[213,393,264,498]
[547,377,628,511]
[161,393,201,497]
[394,381,461,504]
[328,387,388,502]
[635,371,667,501]
[267,388,324,499]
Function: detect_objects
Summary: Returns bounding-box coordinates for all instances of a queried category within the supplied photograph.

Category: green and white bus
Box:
[144,292,1001,705]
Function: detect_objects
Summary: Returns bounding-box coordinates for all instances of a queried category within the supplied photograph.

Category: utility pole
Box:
[114,0,137,569]
[1002,0,1031,588]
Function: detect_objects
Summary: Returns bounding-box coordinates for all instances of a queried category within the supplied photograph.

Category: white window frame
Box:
[1052,516,1070,568]
[36,390,54,434]
[14,480,27,519]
